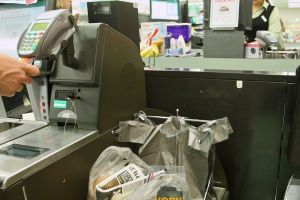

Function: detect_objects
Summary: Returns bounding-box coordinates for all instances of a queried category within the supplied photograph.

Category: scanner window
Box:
[0,144,49,159]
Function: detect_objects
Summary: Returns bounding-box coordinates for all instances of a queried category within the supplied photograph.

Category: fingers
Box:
[0,54,39,97]
[5,54,40,77]
[0,75,30,96]
[22,76,33,84]
[16,84,24,93]
[15,76,32,93]
[22,64,40,77]
[4,90,15,97]
[0,86,15,97]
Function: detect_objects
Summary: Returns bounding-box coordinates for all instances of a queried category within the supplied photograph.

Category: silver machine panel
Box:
[0,126,98,189]
[0,8,146,200]
[0,118,46,146]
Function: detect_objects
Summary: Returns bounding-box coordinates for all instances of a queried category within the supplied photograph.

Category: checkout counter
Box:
[143,56,300,200]
[0,9,146,200]
[1,2,300,200]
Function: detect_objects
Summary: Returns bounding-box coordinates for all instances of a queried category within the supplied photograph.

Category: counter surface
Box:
[143,57,299,78]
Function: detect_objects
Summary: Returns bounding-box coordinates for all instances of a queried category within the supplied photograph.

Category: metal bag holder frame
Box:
[112,109,229,200]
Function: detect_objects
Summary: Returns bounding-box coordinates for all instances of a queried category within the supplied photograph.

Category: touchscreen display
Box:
[31,22,49,31]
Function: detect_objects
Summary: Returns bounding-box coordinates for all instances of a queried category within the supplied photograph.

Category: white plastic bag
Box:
[87,146,153,200]
[96,170,166,200]
[126,174,191,200]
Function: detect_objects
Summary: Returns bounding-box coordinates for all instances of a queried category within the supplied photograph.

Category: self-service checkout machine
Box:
[0,9,146,200]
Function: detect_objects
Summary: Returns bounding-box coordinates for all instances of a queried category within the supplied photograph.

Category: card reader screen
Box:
[0,144,49,159]
[31,22,49,31]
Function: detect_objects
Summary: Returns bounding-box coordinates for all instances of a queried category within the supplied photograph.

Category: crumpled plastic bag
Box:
[117,120,155,144]
[188,117,233,155]
[126,174,191,200]
[116,111,156,144]
[87,146,153,200]
[137,116,233,199]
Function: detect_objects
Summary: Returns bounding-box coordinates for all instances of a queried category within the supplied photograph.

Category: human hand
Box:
[294,34,300,42]
[0,54,40,97]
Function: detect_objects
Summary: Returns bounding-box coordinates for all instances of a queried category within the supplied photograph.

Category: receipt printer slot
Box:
[55,90,77,100]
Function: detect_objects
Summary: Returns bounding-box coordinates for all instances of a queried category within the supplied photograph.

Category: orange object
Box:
[20,57,34,64]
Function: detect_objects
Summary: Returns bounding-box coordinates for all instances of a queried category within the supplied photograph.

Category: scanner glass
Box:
[0,144,49,159]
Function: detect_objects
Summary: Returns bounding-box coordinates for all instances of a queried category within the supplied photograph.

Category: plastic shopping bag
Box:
[87,146,153,200]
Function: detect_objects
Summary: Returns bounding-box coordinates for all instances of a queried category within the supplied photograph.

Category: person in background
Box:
[245,0,285,50]
[0,54,39,97]
[280,18,286,33]
[279,18,288,45]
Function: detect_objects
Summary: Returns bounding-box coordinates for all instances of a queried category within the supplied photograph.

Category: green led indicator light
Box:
[53,100,67,109]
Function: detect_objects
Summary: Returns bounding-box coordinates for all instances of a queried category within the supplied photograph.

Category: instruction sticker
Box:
[53,100,67,109]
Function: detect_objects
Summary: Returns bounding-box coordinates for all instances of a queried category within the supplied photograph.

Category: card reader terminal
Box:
[19,22,49,56]
[17,9,76,122]
[18,9,75,60]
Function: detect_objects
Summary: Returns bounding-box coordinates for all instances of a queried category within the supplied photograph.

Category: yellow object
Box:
[140,45,160,58]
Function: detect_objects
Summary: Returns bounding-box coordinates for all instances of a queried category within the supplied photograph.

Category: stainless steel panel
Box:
[0,126,98,189]
[0,118,47,145]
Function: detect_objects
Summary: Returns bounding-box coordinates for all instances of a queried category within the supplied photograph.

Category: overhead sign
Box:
[210,0,240,29]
